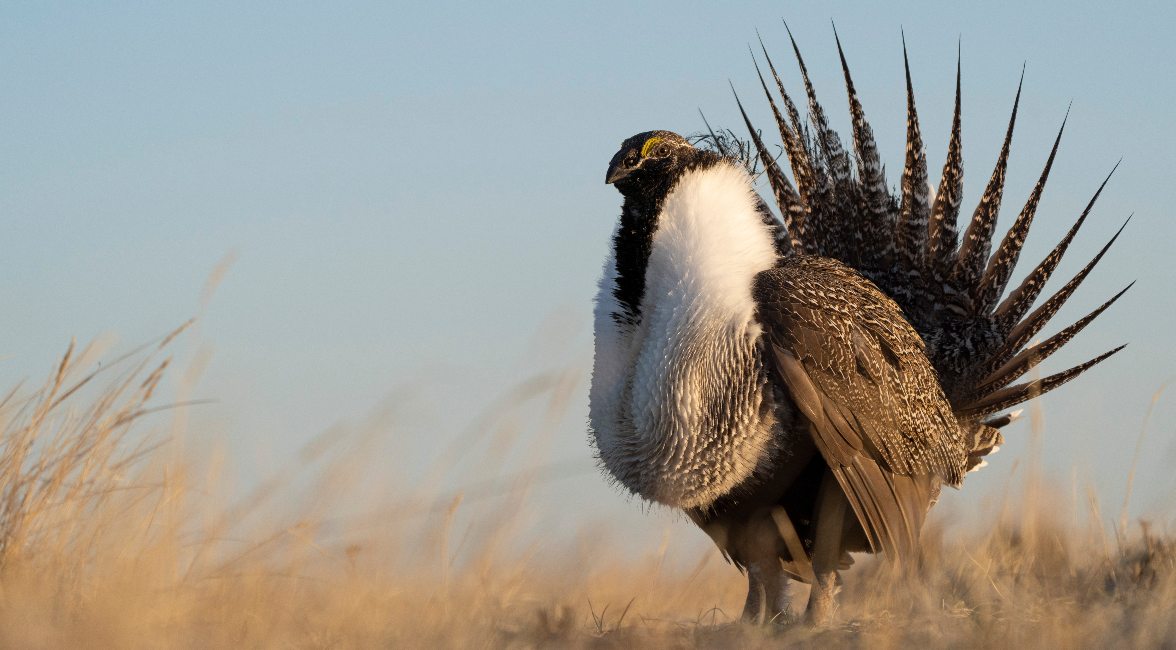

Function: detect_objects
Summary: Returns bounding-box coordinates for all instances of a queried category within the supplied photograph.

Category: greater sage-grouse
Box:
[589,28,1129,625]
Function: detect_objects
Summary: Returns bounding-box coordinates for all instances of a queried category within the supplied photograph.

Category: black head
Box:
[605,131,700,197]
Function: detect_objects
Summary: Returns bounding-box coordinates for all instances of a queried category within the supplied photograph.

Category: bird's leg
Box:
[765,568,795,624]
[741,564,768,624]
[806,473,848,626]
[741,560,794,625]
[740,510,796,625]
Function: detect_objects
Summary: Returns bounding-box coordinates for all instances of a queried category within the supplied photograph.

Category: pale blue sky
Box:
[2,2,1174,537]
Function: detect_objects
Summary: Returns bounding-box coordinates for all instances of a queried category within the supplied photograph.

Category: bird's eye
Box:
[653,144,671,157]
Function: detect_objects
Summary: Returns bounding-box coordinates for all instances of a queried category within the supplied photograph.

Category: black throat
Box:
[610,151,721,326]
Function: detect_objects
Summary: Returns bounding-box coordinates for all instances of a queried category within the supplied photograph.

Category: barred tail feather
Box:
[783,22,846,174]
[959,345,1126,418]
[833,25,893,269]
[952,72,1023,293]
[755,34,820,252]
[784,21,855,260]
[974,111,1067,314]
[994,163,1119,329]
[974,282,1132,396]
[731,87,804,253]
[897,36,931,273]
[988,216,1130,369]
[928,49,963,274]
[751,41,810,187]
[756,32,809,160]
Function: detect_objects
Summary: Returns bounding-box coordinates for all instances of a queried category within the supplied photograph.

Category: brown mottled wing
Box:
[754,255,967,561]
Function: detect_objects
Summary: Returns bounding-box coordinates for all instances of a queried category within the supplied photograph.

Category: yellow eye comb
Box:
[640,136,664,158]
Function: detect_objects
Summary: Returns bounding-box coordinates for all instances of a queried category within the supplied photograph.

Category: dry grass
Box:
[0,332,1172,648]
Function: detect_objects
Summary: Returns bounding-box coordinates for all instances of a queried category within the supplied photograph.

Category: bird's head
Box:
[605,131,698,197]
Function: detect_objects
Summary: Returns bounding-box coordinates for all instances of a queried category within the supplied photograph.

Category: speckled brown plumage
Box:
[754,255,964,558]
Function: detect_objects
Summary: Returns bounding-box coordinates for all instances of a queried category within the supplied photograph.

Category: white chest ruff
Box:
[590,162,781,509]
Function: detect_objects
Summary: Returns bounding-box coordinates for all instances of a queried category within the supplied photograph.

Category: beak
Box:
[605,165,630,185]
[605,150,633,185]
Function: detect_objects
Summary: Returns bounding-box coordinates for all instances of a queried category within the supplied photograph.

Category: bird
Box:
[589,27,1129,626]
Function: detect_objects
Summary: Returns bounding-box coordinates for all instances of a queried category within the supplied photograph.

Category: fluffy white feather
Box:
[590,161,781,508]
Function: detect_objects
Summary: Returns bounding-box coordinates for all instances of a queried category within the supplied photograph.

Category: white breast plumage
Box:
[589,161,782,509]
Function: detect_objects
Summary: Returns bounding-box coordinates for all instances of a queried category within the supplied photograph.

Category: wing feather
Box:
[755,255,964,560]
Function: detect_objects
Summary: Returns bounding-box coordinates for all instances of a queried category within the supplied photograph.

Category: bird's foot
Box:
[803,570,840,627]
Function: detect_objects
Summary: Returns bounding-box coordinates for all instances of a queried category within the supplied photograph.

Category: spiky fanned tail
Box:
[734,25,1128,432]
